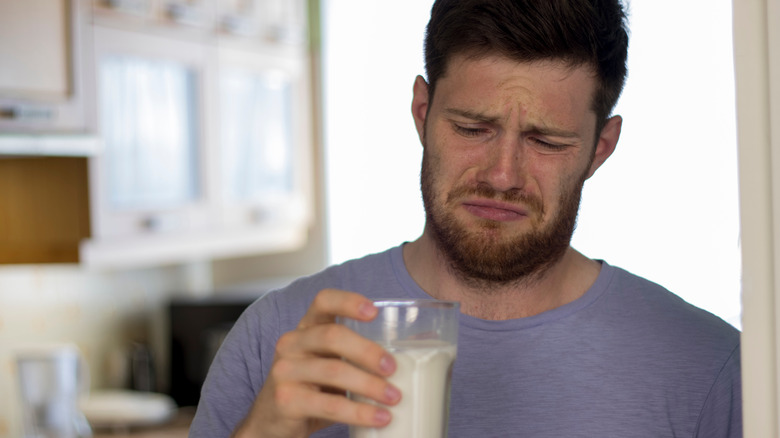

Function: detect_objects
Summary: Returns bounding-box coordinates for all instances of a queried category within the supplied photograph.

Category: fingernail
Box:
[379,354,395,374]
[384,385,401,403]
[359,302,377,318]
[374,408,391,425]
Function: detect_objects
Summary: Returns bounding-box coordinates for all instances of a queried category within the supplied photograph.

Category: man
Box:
[190,0,742,436]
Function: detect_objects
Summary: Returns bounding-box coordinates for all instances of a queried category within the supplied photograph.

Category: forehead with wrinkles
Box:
[434,54,598,136]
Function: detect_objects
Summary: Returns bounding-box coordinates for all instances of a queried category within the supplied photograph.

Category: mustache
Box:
[446,183,545,215]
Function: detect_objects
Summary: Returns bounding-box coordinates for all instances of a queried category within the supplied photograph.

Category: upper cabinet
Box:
[89,0,307,42]
[0,0,318,267]
[0,0,90,133]
[0,0,99,154]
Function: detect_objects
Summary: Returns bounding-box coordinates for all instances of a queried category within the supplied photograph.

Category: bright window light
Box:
[322,0,741,328]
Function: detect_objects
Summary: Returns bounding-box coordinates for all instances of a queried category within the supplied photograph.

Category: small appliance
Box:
[16,344,92,438]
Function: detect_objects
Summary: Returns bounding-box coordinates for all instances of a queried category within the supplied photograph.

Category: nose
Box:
[476,136,526,193]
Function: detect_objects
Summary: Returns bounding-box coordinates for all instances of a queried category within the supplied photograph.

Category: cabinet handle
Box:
[105,0,150,16]
[250,208,269,223]
[166,1,204,26]
[0,106,54,121]
[140,215,181,232]
[141,216,160,231]
[0,107,17,119]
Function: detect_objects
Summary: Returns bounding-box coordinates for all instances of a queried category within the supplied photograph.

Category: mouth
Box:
[461,198,531,222]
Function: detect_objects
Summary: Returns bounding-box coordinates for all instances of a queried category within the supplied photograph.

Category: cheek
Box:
[550,168,587,211]
[528,160,584,212]
[427,133,479,184]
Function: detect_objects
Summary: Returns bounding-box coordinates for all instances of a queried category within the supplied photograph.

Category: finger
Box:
[276,323,397,377]
[298,289,378,329]
[273,356,401,406]
[274,382,392,428]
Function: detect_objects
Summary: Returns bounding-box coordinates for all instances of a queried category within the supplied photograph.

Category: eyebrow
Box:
[528,126,581,139]
[444,108,500,123]
[444,107,581,139]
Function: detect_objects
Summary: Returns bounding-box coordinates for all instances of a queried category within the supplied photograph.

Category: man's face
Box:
[412,55,617,285]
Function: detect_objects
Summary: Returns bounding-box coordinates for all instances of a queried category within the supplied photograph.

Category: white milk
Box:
[351,339,457,438]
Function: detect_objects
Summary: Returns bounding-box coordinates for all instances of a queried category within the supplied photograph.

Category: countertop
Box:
[92,407,194,438]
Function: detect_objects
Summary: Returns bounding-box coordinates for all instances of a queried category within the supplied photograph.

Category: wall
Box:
[322,0,432,263]
[733,0,780,435]
[0,229,327,438]
[0,264,187,437]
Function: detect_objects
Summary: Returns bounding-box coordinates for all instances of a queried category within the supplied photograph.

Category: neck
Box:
[403,233,601,320]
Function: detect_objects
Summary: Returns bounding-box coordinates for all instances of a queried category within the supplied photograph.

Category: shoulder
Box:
[589,263,741,428]
[596,263,740,358]
[241,246,403,332]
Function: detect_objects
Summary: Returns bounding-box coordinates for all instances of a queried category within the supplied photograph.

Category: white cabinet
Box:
[0,0,92,134]
[215,45,313,230]
[0,0,318,267]
[80,0,315,268]
[88,26,215,241]
[0,0,100,156]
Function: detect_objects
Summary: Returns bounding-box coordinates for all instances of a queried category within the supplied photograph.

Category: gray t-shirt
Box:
[190,245,742,437]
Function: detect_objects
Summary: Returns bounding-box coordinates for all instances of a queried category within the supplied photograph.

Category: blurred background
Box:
[0,0,741,436]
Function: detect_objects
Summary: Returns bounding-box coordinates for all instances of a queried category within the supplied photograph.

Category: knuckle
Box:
[275,331,297,355]
[273,384,296,411]
[270,358,294,381]
[312,290,331,310]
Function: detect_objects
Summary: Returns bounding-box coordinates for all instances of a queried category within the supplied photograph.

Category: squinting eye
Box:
[454,124,488,137]
[532,138,568,151]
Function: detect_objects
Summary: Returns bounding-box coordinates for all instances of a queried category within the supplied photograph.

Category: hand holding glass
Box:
[339,299,459,438]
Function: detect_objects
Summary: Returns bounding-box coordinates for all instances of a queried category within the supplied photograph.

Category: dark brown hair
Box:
[424,0,629,131]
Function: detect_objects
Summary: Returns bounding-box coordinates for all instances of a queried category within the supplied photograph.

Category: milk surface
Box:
[351,339,457,438]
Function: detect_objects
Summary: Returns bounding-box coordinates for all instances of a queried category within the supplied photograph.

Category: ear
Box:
[411,75,430,146]
[585,115,622,179]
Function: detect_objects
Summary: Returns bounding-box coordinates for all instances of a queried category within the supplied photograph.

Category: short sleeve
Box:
[694,343,742,438]
[189,294,280,437]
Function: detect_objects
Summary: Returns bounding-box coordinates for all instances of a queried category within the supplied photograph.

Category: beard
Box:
[420,147,586,288]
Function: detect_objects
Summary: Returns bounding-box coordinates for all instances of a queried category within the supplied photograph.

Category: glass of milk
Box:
[339,299,459,438]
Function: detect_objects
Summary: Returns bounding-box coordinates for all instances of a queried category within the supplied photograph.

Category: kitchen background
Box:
[0,0,752,436]
[0,0,327,435]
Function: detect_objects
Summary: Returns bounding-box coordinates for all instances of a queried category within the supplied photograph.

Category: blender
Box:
[15,344,93,438]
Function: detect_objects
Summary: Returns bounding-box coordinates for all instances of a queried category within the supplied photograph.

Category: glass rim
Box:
[372,299,459,309]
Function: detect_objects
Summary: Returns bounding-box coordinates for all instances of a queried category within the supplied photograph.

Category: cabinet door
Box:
[0,0,91,133]
[216,45,313,229]
[221,68,294,199]
[90,26,215,239]
[99,55,199,209]
[0,157,90,264]
[0,0,69,98]
[217,0,307,43]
